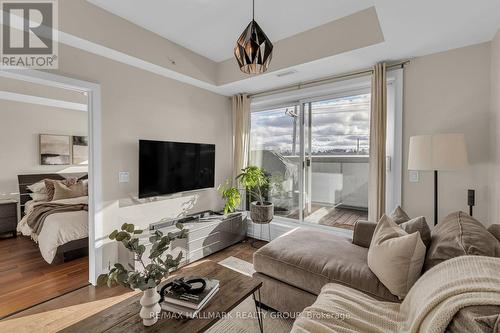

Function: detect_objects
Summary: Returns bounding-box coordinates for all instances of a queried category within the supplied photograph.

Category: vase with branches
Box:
[97,222,187,326]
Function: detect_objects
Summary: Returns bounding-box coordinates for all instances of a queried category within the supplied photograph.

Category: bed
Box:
[17,173,89,264]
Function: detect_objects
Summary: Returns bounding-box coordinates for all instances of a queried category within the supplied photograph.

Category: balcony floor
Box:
[286,204,368,230]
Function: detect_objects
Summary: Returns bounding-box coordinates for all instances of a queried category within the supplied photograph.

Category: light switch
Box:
[409,170,419,183]
[119,171,129,183]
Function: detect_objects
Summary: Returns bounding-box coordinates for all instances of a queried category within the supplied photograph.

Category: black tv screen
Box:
[139,140,215,198]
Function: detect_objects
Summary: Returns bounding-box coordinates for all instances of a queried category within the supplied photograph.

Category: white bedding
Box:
[17,196,89,264]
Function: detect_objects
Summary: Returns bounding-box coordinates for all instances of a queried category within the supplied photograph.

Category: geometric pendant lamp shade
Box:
[234,0,273,75]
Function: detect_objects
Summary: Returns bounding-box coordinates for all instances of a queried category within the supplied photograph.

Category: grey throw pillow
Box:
[400,216,431,248]
[488,224,500,242]
[390,206,411,224]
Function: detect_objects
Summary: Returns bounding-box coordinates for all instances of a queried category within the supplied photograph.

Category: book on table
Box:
[161,287,219,318]
[161,277,219,316]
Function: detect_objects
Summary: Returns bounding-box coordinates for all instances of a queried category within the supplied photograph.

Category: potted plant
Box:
[236,166,273,224]
[217,179,241,215]
[97,222,187,326]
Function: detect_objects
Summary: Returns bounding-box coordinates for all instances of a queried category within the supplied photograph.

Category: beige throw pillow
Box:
[44,177,77,201]
[52,181,87,201]
[368,215,426,299]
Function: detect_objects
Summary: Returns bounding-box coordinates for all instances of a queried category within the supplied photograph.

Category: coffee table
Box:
[61,260,263,333]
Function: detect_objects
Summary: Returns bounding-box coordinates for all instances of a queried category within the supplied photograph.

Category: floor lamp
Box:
[408,134,469,225]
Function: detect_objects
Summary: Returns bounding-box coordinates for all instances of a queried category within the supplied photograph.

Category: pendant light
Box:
[234,0,273,74]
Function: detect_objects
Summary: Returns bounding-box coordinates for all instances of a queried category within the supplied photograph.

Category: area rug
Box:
[208,256,294,333]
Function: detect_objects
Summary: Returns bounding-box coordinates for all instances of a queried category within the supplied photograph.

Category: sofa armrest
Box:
[352,221,377,248]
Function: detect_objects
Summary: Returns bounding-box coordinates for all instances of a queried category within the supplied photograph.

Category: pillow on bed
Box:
[27,180,47,194]
[44,178,77,201]
[52,181,87,201]
[29,192,48,201]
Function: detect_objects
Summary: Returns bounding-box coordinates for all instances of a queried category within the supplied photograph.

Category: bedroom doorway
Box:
[0,69,101,318]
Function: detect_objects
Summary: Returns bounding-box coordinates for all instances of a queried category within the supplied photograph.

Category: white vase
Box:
[139,286,161,326]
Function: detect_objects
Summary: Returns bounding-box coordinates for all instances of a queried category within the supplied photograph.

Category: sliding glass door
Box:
[250,92,371,230]
[250,106,300,218]
[302,94,370,229]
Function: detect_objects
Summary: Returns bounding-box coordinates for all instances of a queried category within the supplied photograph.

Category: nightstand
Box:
[0,200,18,237]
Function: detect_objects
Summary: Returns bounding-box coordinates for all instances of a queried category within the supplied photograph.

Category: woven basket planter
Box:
[250,201,274,224]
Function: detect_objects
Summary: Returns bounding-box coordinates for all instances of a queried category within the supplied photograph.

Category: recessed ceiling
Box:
[86,0,375,62]
[85,0,500,95]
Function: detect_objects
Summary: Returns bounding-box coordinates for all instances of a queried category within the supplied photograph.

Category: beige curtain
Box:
[232,94,251,181]
[368,63,387,222]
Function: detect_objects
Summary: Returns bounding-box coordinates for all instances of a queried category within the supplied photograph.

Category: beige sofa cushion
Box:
[425,212,500,271]
[253,228,399,302]
[368,215,426,299]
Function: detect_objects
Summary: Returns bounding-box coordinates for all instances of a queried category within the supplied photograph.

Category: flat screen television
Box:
[139,140,215,198]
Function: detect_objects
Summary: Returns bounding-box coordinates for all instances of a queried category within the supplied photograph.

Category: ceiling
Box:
[86,0,375,62]
[86,0,500,95]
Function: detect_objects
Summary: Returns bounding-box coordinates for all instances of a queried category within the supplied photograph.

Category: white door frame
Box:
[0,68,102,285]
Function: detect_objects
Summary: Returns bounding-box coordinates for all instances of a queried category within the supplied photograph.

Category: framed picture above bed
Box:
[72,136,88,165]
[40,134,71,165]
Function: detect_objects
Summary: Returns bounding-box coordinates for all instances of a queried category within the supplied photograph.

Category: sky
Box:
[250,94,371,155]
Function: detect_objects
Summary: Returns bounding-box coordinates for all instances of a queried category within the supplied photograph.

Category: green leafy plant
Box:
[218,179,241,214]
[236,166,268,204]
[97,222,188,291]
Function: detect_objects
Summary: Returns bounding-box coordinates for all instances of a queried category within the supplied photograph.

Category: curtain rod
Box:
[247,60,410,99]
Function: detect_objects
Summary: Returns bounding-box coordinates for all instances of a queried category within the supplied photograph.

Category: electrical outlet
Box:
[119,171,129,183]
[409,170,419,183]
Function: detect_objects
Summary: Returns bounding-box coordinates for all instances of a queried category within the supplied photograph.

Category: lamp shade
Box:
[408,134,468,171]
[234,20,273,74]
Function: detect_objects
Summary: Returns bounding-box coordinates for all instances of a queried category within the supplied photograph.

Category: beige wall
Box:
[490,30,500,225]
[51,43,232,268]
[403,43,493,226]
[0,100,88,200]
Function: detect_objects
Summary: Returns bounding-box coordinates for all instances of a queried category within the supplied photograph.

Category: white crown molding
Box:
[0,90,87,111]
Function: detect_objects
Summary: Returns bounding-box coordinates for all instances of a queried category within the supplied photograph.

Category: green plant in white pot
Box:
[97,222,187,326]
[236,166,273,224]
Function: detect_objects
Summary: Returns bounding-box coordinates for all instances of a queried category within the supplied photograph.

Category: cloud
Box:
[250,94,371,154]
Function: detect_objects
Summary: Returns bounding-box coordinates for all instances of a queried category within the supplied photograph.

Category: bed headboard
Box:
[17,173,88,216]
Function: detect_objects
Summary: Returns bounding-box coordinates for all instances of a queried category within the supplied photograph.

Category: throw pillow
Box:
[488,225,500,242]
[29,192,48,201]
[367,215,426,299]
[52,181,87,201]
[27,180,47,194]
[44,177,77,201]
[424,211,500,271]
[390,206,411,224]
[400,216,431,248]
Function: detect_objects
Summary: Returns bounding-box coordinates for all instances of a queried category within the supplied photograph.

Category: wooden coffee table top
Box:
[61,260,262,333]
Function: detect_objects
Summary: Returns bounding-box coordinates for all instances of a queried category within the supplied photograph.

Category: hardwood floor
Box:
[286,205,368,230]
[0,238,264,332]
[0,235,89,318]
